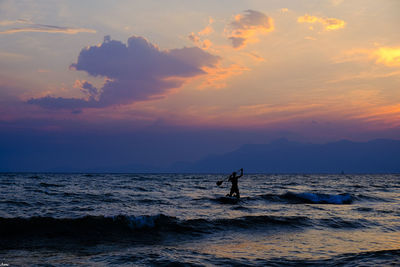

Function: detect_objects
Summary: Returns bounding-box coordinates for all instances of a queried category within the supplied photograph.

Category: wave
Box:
[260,192,353,204]
[210,191,382,205]
[0,212,376,247]
[0,214,311,247]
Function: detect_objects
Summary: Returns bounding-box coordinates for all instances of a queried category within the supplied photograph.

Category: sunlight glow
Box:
[374,47,400,67]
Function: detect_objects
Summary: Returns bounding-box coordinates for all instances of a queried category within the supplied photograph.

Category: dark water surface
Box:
[0,173,399,266]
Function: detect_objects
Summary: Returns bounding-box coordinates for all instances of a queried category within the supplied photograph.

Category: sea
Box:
[0,173,399,266]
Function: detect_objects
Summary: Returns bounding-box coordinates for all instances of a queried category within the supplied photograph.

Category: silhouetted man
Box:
[227,168,243,198]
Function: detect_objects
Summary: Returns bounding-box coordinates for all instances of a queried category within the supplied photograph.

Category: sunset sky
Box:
[1,0,400,171]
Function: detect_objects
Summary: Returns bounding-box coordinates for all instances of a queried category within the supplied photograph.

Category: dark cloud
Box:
[78,81,100,100]
[228,37,246,49]
[28,35,220,109]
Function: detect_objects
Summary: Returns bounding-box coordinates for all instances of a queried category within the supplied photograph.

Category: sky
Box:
[1,0,400,171]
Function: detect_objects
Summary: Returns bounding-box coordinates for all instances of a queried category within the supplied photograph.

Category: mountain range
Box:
[169,138,400,173]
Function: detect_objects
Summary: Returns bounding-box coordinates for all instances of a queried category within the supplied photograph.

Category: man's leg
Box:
[229,187,235,197]
[235,188,240,198]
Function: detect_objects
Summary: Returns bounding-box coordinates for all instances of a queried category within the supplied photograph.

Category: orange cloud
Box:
[226,10,274,49]
[338,47,400,67]
[188,17,214,49]
[198,64,249,89]
[198,17,214,36]
[238,103,322,117]
[298,14,345,31]
[188,32,201,43]
[173,101,327,128]
[188,32,213,49]
[352,104,400,127]
[373,47,400,67]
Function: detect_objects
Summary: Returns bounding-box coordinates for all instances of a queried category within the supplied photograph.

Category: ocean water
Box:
[0,173,399,266]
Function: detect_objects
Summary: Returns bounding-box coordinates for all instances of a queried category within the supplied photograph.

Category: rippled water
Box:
[0,173,399,266]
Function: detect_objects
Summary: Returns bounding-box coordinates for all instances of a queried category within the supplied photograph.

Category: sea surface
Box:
[0,173,399,266]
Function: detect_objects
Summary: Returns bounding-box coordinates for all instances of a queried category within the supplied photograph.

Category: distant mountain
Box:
[169,139,400,173]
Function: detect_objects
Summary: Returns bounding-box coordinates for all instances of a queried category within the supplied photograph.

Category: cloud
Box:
[27,96,97,110]
[246,52,265,62]
[188,32,201,44]
[229,37,246,49]
[198,17,214,36]
[198,64,249,89]
[297,14,345,31]
[337,47,400,67]
[28,35,220,109]
[0,19,29,26]
[188,32,213,49]
[0,19,95,34]
[188,17,214,49]
[373,47,400,67]
[0,25,96,35]
[226,10,274,49]
[74,80,101,100]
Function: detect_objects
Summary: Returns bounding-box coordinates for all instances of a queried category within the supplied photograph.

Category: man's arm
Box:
[237,168,244,178]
